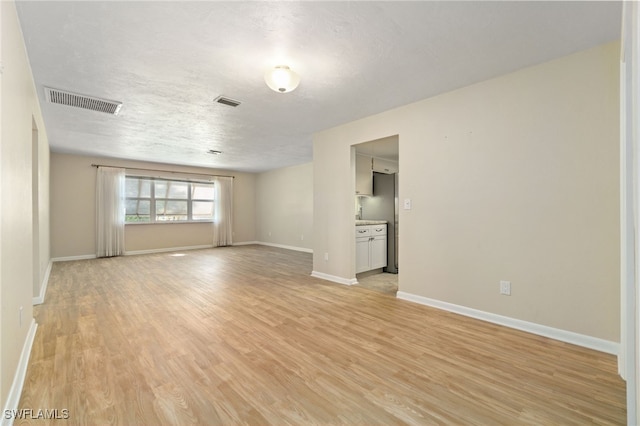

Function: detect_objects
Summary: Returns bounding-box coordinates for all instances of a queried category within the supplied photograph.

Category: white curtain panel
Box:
[96,166,126,257]
[213,176,233,247]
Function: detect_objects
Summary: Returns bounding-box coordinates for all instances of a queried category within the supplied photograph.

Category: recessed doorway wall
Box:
[31,118,40,299]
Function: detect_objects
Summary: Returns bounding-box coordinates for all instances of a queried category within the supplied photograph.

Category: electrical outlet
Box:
[301,234,304,241]
[500,281,511,296]
[324,252,329,262]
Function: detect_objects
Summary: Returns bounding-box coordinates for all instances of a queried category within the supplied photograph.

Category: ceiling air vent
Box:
[44,87,123,115]
[213,95,241,107]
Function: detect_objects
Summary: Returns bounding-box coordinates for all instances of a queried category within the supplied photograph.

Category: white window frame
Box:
[125,176,215,224]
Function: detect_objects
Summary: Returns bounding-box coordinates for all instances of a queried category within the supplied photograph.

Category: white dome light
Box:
[264,65,300,93]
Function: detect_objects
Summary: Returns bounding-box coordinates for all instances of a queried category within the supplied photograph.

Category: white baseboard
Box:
[2,319,37,426]
[51,254,96,262]
[396,291,619,355]
[257,241,313,253]
[124,244,213,256]
[311,271,358,286]
[233,241,313,253]
[32,260,52,305]
[232,241,259,246]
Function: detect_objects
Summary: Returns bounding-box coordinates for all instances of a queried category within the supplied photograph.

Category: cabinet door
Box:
[370,235,387,269]
[373,158,398,174]
[356,237,371,273]
[355,154,373,196]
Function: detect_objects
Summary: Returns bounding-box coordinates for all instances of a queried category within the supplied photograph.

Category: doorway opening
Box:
[352,135,399,295]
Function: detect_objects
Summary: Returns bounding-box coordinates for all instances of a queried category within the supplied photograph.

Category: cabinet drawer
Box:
[370,225,387,236]
[356,226,371,237]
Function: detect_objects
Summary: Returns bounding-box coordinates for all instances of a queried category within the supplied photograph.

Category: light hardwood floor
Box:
[19,245,625,425]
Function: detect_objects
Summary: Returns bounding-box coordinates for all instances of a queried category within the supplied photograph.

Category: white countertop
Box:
[356,220,387,226]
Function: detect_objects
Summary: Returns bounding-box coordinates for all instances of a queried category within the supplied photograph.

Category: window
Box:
[125,176,214,223]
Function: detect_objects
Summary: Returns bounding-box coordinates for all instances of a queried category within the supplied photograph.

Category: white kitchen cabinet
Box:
[372,157,398,174]
[356,237,371,273]
[356,224,387,273]
[370,235,387,269]
[355,154,373,196]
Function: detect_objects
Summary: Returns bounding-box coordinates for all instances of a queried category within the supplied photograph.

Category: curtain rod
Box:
[90,163,235,179]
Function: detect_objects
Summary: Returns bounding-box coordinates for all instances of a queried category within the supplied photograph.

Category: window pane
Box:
[125,177,151,198]
[168,182,188,199]
[125,199,150,222]
[126,199,150,214]
[192,183,214,200]
[170,182,190,199]
[156,200,188,221]
[192,201,214,220]
[154,181,168,199]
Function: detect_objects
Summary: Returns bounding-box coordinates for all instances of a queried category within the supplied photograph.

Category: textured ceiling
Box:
[16,1,621,173]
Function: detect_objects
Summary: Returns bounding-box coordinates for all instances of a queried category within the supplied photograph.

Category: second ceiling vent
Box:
[213,95,241,107]
[44,87,123,115]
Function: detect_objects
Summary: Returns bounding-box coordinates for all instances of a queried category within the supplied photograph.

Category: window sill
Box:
[125,221,214,226]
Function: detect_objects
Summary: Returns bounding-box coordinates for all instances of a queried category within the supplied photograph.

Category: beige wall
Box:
[51,153,256,258]
[313,42,620,341]
[256,162,313,251]
[1,0,50,407]
[126,223,215,253]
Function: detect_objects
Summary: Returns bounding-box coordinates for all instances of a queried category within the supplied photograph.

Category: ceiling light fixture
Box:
[264,65,300,93]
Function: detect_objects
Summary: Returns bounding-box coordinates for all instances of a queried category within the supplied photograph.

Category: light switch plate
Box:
[403,198,412,210]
